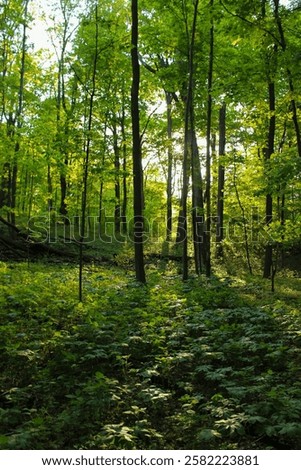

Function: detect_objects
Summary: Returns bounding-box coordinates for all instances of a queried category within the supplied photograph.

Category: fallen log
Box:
[0,235,114,264]
[0,216,187,265]
[0,217,110,263]
[0,216,22,234]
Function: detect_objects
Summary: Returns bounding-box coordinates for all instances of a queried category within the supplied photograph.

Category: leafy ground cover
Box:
[0,260,301,449]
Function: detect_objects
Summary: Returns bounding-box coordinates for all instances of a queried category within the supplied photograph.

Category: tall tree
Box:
[49,0,79,219]
[191,128,205,273]
[166,90,174,242]
[10,0,29,227]
[272,0,301,157]
[78,4,99,301]
[216,102,226,259]
[131,0,146,283]
[263,80,276,278]
[181,0,199,281]
[205,0,214,277]
[0,0,30,226]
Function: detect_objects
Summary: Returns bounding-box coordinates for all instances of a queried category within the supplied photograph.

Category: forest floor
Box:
[0,240,301,450]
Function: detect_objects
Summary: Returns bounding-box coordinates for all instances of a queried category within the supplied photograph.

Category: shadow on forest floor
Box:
[0,258,301,450]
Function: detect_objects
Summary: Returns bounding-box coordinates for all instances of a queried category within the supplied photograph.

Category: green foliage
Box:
[1,0,301,450]
[0,261,301,449]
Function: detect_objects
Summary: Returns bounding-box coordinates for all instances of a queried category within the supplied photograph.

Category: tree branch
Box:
[140,106,159,145]
[219,0,282,47]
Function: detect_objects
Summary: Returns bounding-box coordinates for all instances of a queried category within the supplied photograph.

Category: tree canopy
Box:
[0,0,300,282]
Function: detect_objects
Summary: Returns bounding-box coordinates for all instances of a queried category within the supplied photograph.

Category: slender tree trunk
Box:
[216,103,226,258]
[131,0,146,283]
[287,71,301,157]
[98,179,104,236]
[191,128,205,273]
[7,163,12,220]
[79,5,99,301]
[205,0,214,277]
[98,123,108,237]
[182,110,189,280]
[273,0,301,157]
[263,81,276,278]
[280,192,285,267]
[175,192,185,244]
[20,165,27,214]
[10,156,18,227]
[233,157,253,275]
[191,131,200,274]
[121,100,128,235]
[27,174,34,221]
[277,123,287,267]
[9,0,29,228]
[55,6,71,219]
[0,12,11,214]
[57,56,68,217]
[0,162,10,209]
[113,122,121,236]
[59,169,68,216]
[47,163,53,211]
[166,91,173,241]
[181,0,199,281]
[19,165,27,213]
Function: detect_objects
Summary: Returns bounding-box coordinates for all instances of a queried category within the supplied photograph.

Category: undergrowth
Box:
[0,261,301,449]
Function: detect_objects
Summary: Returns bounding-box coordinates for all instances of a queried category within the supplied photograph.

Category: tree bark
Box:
[181,0,199,281]
[131,0,146,283]
[233,157,253,275]
[113,122,121,236]
[263,81,276,278]
[121,97,128,235]
[10,1,28,227]
[166,91,173,241]
[47,163,53,212]
[79,5,99,301]
[272,0,301,157]
[55,2,72,219]
[191,128,205,274]
[216,103,226,258]
[205,0,214,277]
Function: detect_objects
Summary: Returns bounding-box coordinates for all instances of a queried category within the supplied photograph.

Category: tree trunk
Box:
[263,81,276,278]
[57,56,68,217]
[272,0,301,157]
[47,163,53,212]
[175,192,185,244]
[131,0,146,283]
[10,0,29,228]
[0,163,10,210]
[59,167,68,217]
[233,157,253,275]
[113,122,121,236]
[166,91,173,241]
[121,99,128,235]
[79,5,99,301]
[216,103,226,258]
[181,0,199,281]
[181,106,189,280]
[98,123,108,237]
[205,0,214,277]
[191,128,205,274]
[56,6,71,219]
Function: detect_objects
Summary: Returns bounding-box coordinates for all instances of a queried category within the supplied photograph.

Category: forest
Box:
[0,0,301,450]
